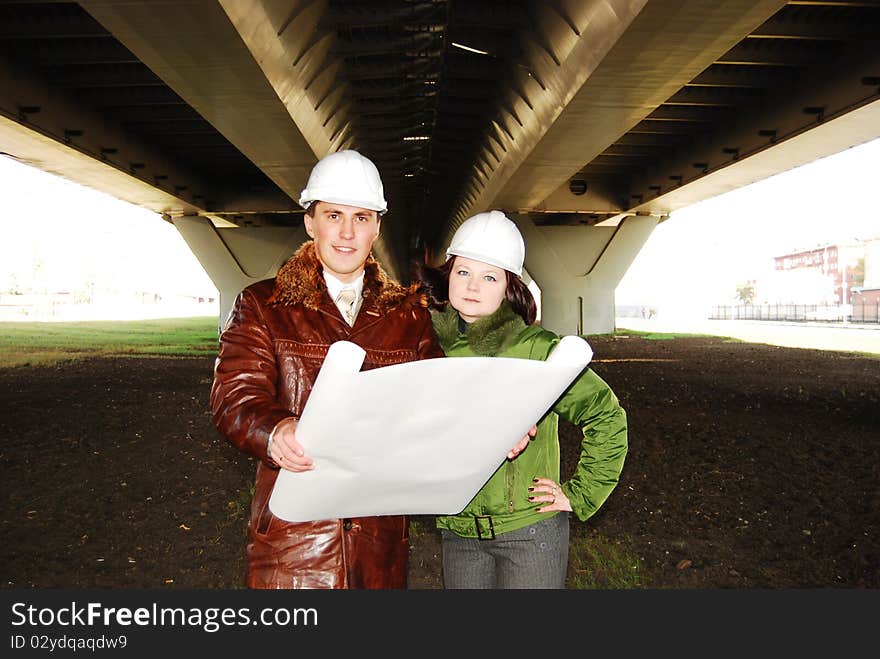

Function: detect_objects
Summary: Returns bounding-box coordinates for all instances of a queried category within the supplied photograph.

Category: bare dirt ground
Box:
[1,333,878,589]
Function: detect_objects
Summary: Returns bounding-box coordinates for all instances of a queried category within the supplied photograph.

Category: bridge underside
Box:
[1,1,878,332]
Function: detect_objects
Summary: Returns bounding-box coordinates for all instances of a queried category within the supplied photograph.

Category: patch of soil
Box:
[1,335,878,589]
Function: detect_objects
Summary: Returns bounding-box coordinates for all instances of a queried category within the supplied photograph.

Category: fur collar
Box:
[432,300,526,356]
[267,241,422,312]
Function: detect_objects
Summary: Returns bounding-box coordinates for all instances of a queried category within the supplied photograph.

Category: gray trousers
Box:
[440,513,569,589]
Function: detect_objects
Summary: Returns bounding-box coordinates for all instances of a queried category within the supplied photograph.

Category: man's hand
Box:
[269,417,314,472]
[507,424,537,460]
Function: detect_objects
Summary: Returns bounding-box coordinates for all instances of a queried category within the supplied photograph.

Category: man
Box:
[210,149,444,589]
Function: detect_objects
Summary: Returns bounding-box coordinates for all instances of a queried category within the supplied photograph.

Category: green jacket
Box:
[432,302,628,539]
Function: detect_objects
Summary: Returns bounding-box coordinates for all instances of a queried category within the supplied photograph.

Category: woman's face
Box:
[448,256,508,323]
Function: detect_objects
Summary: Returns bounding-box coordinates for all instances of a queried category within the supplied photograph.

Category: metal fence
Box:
[851,302,880,323]
[709,303,880,324]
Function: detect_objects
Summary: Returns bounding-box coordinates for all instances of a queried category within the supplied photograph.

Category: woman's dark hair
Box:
[414,259,453,310]
[506,273,537,325]
[414,256,537,325]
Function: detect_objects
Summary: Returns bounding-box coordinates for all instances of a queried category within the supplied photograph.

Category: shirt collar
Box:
[323,269,365,302]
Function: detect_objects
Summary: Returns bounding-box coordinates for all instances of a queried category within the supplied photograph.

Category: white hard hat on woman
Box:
[445,210,525,276]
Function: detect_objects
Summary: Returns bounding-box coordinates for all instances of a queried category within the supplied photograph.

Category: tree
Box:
[847,258,865,288]
[736,282,756,305]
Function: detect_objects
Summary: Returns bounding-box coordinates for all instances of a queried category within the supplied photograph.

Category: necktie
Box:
[335,288,357,326]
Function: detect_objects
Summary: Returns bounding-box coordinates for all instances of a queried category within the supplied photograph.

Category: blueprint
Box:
[268,336,592,522]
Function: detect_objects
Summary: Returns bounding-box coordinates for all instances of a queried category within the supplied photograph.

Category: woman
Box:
[417,210,628,589]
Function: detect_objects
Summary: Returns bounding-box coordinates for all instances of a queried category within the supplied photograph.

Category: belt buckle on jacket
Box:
[474,515,495,540]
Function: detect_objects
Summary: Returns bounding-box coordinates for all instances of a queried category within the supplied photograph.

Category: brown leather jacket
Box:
[211,242,443,589]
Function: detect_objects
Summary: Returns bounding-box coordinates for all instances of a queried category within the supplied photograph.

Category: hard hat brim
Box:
[298,192,388,214]
[445,248,522,277]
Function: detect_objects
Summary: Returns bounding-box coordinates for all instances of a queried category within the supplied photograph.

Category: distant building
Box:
[850,237,880,321]
[862,237,880,289]
[771,241,867,304]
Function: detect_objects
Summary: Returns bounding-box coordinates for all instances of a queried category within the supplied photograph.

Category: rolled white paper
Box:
[269,335,593,522]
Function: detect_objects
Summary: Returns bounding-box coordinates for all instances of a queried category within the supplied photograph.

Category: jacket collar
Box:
[431,300,526,356]
[267,241,420,314]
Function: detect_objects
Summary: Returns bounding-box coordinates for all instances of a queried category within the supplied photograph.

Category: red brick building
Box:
[773,242,864,304]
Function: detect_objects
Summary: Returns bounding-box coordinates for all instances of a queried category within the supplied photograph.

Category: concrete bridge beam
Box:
[513,214,659,335]
[173,215,305,330]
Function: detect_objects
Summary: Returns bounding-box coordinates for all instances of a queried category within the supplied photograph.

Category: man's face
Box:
[304,202,381,283]
[448,256,508,323]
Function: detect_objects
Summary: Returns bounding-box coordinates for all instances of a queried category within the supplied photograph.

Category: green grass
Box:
[0,316,219,368]
[566,533,649,589]
[610,329,741,342]
[851,351,880,361]
[408,516,434,543]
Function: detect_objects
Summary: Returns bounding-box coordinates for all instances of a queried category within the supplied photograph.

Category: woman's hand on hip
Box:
[529,477,572,512]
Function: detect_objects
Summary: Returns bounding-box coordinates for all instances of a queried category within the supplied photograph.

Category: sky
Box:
[1,136,879,313]
[615,136,880,315]
[0,156,217,299]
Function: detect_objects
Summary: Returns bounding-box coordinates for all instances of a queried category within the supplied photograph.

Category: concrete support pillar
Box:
[512,215,658,336]
[172,216,306,331]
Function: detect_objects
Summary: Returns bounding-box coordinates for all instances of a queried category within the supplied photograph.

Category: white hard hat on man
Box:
[298,153,524,276]
[445,210,525,276]
[298,149,388,214]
